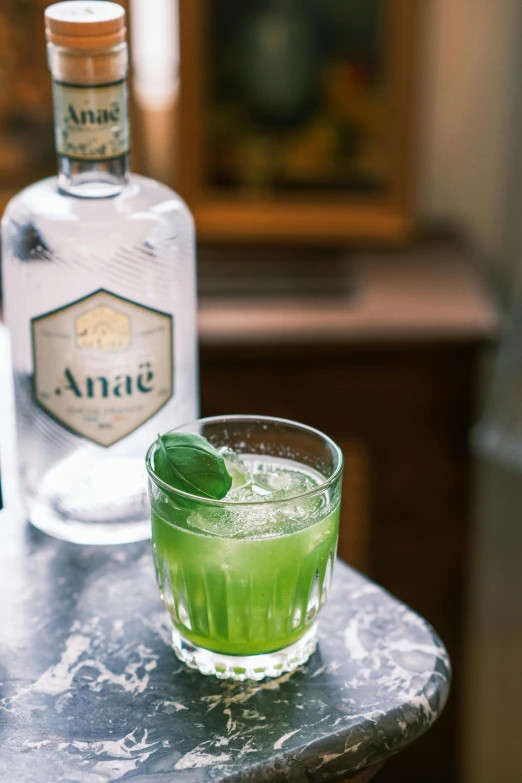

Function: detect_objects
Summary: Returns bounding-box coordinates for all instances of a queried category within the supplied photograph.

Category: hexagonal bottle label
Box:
[31,290,173,447]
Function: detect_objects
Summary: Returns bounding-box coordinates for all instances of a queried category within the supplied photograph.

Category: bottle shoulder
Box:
[2,173,194,230]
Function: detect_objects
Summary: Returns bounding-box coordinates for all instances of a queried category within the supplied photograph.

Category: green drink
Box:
[146,417,343,680]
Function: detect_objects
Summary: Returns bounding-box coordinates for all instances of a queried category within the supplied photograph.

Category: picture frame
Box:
[178,0,419,244]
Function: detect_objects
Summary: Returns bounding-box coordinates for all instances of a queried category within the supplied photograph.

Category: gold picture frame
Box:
[178,0,419,244]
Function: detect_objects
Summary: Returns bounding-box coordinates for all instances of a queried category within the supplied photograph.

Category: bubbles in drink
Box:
[187,452,327,539]
[252,462,315,497]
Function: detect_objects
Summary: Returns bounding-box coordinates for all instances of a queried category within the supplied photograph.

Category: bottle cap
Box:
[45,1,126,50]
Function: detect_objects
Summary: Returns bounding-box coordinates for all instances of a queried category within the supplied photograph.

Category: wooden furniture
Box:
[0,0,54,205]
[342,762,385,783]
[198,237,497,783]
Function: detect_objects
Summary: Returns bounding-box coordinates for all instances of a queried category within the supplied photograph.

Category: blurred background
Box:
[1,1,522,781]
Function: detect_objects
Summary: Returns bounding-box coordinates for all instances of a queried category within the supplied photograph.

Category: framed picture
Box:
[178,0,418,244]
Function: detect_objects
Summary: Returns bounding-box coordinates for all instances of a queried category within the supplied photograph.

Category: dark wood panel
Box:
[200,340,479,782]
[341,761,385,782]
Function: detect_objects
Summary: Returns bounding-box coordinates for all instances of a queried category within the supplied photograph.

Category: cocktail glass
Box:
[146,415,343,681]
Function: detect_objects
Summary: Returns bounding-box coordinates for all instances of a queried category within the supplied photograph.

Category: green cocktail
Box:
[146,417,343,681]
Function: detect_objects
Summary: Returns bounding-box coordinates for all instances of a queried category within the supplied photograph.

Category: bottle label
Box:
[52,79,130,160]
[31,290,174,447]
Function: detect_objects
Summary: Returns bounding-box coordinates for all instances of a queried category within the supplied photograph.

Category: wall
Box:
[419,0,520,290]
[419,3,522,782]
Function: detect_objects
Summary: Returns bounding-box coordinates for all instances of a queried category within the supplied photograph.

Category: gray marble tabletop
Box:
[0,327,450,782]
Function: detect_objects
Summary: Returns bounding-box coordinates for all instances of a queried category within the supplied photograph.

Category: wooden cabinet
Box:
[198,240,497,782]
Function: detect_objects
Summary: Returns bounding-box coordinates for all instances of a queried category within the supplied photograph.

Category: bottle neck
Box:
[57,150,130,199]
[48,43,130,198]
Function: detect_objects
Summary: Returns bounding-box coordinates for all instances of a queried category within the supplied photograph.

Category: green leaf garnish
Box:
[153,432,233,500]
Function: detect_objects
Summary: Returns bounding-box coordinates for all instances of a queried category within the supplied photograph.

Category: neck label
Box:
[52,79,130,160]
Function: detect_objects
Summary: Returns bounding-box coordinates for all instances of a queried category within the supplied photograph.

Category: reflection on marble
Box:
[0,519,450,783]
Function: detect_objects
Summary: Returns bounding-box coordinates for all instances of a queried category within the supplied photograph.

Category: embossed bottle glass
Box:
[1,2,198,544]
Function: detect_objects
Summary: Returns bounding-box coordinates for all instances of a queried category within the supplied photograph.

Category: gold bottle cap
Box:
[45,1,126,50]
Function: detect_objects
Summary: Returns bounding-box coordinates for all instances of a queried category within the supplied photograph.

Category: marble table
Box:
[0,520,450,783]
[0,327,450,782]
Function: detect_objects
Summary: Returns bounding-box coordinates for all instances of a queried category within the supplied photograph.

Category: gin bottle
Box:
[1,2,198,544]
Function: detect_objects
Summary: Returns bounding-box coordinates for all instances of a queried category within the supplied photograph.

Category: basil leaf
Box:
[153,432,233,500]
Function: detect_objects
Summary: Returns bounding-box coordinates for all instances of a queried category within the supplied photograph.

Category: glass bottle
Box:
[1,1,198,545]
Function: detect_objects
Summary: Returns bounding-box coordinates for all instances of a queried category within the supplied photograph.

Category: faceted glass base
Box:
[171,623,318,681]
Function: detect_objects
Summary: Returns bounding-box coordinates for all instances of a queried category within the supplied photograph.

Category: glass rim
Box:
[145,414,344,508]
